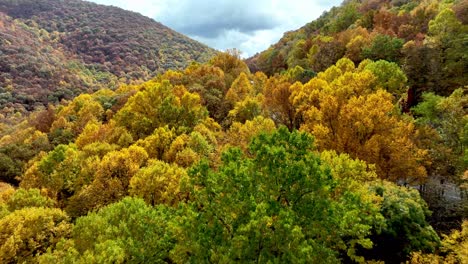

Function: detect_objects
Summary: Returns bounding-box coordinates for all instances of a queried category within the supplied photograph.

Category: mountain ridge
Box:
[0,0,216,115]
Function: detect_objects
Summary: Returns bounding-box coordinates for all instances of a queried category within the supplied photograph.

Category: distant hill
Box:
[0,0,216,114]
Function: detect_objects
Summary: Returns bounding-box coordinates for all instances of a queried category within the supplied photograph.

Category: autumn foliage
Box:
[0,0,466,263]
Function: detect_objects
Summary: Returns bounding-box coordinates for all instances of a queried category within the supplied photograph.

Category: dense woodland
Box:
[0,0,215,115]
[0,0,467,263]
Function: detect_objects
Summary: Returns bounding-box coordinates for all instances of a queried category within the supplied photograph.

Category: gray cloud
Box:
[174,13,278,38]
[155,0,280,38]
[89,0,343,57]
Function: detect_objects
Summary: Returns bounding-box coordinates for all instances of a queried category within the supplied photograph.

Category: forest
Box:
[0,0,467,263]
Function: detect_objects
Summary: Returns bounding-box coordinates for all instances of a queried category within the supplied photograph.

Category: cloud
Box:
[155,0,281,38]
[191,29,285,58]
[89,0,343,57]
[173,13,277,38]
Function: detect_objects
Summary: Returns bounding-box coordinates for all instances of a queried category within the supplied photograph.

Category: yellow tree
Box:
[252,71,268,95]
[335,90,427,181]
[224,116,276,152]
[262,75,299,130]
[338,27,371,63]
[227,95,263,123]
[410,220,468,263]
[66,146,148,216]
[75,120,134,149]
[134,126,176,160]
[163,130,215,168]
[129,160,188,206]
[320,150,378,195]
[225,72,254,104]
[0,207,71,263]
[115,80,207,139]
[50,94,105,136]
[291,59,428,182]
[209,49,250,88]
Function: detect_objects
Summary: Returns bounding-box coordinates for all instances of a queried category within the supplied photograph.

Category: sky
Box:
[88,0,343,57]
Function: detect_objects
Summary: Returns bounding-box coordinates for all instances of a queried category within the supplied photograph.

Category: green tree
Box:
[364,60,408,97]
[0,152,21,185]
[413,88,467,184]
[363,181,440,262]
[20,144,83,201]
[362,34,404,62]
[0,132,51,185]
[427,8,468,93]
[175,128,384,262]
[286,39,309,68]
[320,150,378,195]
[2,188,55,212]
[326,2,361,33]
[38,198,175,264]
[401,41,444,107]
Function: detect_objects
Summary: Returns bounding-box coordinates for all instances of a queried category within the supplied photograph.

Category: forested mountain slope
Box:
[247,0,467,107]
[0,0,216,115]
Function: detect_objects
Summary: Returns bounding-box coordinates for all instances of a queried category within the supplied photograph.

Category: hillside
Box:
[247,0,467,107]
[0,0,216,115]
